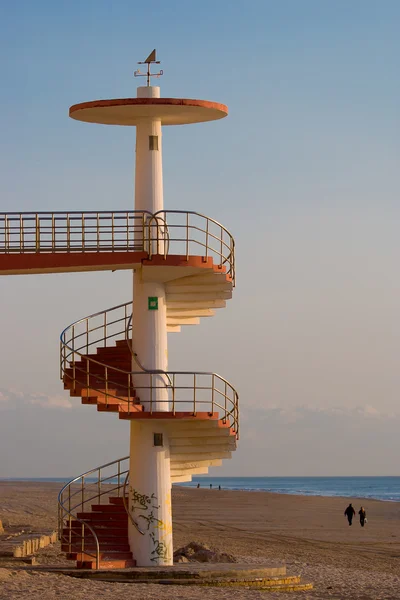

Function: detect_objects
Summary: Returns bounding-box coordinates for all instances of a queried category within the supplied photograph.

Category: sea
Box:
[180,476,400,502]
[1,476,400,502]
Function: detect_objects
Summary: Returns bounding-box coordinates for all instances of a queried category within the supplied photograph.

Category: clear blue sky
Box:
[1,1,400,476]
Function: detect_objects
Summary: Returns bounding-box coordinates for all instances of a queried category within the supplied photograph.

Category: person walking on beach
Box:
[344,503,355,526]
[358,506,366,527]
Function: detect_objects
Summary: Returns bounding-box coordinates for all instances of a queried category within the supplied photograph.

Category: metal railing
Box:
[58,456,130,569]
[0,211,147,253]
[0,210,235,284]
[60,302,239,437]
[149,210,235,284]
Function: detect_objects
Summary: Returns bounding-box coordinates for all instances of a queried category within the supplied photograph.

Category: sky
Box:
[1,0,400,477]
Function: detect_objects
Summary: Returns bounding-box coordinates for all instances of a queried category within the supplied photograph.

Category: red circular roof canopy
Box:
[69,98,228,126]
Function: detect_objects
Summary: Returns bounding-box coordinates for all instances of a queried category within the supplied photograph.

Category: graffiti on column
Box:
[130,486,171,562]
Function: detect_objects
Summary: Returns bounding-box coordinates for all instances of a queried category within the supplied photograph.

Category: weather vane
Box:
[134,49,163,86]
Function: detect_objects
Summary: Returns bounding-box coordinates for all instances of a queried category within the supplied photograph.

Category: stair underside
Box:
[63,340,237,482]
[3,253,233,330]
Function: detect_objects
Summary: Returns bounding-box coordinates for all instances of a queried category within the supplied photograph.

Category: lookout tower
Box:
[0,51,239,569]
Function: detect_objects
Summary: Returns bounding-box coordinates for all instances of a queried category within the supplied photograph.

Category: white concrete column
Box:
[131,274,169,411]
[132,83,169,409]
[135,86,163,214]
[129,84,172,566]
[128,421,173,566]
[134,86,164,255]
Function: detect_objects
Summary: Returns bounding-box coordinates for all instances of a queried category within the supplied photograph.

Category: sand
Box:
[1,481,400,599]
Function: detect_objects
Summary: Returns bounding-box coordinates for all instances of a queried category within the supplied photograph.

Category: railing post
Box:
[35,214,40,252]
[81,476,85,511]
[224,381,227,423]
[105,366,108,406]
[117,460,121,496]
[51,214,55,251]
[66,214,70,251]
[4,215,9,252]
[98,468,101,504]
[156,216,160,255]
[230,240,234,282]
[128,373,131,412]
[20,214,23,252]
[205,218,209,261]
[86,358,90,393]
[72,325,76,392]
[103,312,107,347]
[193,373,196,416]
[220,225,223,267]
[211,374,215,415]
[81,477,85,554]
[163,213,168,259]
[150,374,153,414]
[81,213,85,250]
[236,393,239,438]
[111,212,115,251]
[86,318,89,355]
[68,487,72,547]
[186,212,189,260]
[97,213,100,249]
[172,373,176,415]
[57,501,61,540]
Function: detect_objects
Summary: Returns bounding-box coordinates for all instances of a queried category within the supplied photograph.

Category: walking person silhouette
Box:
[344,503,356,526]
[358,506,367,527]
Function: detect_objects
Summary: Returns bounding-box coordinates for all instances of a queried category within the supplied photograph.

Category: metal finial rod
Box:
[134,49,163,86]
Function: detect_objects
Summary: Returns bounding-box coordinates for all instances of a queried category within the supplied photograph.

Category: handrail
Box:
[122,473,145,536]
[58,456,130,569]
[0,209,235,285]
[60,301,239,438]
[125,313,175,392]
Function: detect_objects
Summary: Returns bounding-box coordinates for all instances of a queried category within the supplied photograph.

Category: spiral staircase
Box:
[0,209,239,568]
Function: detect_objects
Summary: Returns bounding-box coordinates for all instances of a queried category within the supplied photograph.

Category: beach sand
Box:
[1,481,400,599]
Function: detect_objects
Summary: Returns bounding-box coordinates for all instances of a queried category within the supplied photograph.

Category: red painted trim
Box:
[0,251,148,275]
[0,252,226,276]
[70,98,228,117]
[119,411,219,420]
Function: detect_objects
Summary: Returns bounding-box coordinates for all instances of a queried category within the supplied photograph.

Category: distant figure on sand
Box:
[197,483,200,488]
[210,483,213,489]
[344,503,356,526]
[359,506,366,527]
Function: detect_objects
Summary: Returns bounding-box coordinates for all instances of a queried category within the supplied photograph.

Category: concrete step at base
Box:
[62,544,130,553]
[67,551,133,561]
[77,558,137,569]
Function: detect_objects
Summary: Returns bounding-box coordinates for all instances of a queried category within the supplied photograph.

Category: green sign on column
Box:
[148,296,158,310]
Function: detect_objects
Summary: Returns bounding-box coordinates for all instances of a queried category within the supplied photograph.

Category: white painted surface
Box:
[131,275,169,411]
[128,420,173,566]
[134,87,163,214]
[129,85,171,566]
[132,84,168,410]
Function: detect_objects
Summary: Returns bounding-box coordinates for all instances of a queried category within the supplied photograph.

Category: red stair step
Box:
[71,520,128,535]
[91,504,127,512]
[109,497,127,506]
[77,511,128,520]
[62,543,130,553]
